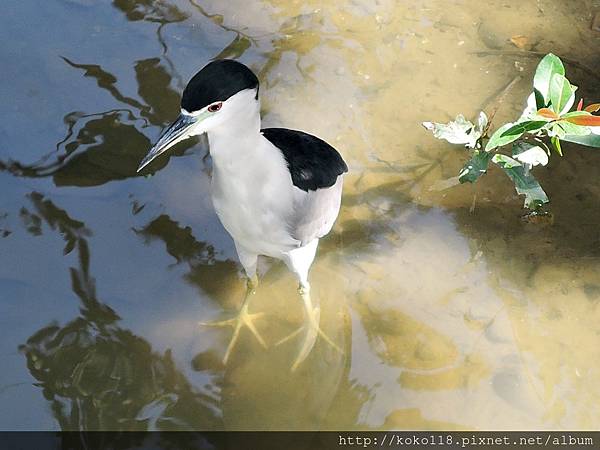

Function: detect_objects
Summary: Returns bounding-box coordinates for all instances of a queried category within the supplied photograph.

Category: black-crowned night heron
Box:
[137,59,347,370]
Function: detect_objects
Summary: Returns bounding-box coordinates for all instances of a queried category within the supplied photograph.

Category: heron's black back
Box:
[261,128,348,192]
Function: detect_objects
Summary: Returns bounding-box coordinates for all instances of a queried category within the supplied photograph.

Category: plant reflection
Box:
[112,0,188,24]
[187,0,260,61]
[3,111,151,186]
[1,51,190,186]
[16,196,367,430]
[1,0,194,185]
[133,214,240,305]
[18,194,222,432]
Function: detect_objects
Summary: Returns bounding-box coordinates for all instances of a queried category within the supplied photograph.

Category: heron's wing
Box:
[290,177,344,245]
[261,128,347,192]
[261,128,347,246]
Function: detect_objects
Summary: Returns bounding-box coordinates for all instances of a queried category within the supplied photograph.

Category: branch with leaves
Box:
[424,53,600,211]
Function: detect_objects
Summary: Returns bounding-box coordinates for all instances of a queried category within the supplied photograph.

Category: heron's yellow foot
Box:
[199,276,266,364]
[276,286,342,371]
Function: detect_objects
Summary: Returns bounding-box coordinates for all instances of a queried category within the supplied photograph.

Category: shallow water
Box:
[1,0,600,431]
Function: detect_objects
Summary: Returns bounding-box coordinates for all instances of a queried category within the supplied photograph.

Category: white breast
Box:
[208,134,300,258]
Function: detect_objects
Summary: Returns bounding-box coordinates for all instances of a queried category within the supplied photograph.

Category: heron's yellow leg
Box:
[276,284,341,371]
[200,275,266,364]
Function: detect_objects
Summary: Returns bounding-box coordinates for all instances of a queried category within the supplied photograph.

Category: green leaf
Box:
[549,73,576,114]
[512,142,548,166]
[422,114,481,148]
[486,122,540,151]
[491,154,521,168]
[533,53,565,105]
[533,89,546,109]
[485,123,515,151]
[492,154,549,209]
[562,133,600,148]
[561,111,590,119]
[550,123,566,139]
[551,136,563,156]
[458,150,492,183]
[486,120,548,151]
[503,120,548,136]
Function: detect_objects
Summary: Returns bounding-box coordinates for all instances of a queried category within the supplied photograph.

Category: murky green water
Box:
[2,0,600,431]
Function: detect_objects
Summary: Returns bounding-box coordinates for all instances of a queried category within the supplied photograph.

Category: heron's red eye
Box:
[208,102,222,113]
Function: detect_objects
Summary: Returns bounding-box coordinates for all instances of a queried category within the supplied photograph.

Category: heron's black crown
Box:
[181,59,259,113]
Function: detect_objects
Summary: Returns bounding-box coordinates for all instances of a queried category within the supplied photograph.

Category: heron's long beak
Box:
[137,113,205,172]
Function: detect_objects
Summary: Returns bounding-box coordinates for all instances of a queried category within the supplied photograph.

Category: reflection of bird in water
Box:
[138,59,347,369]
